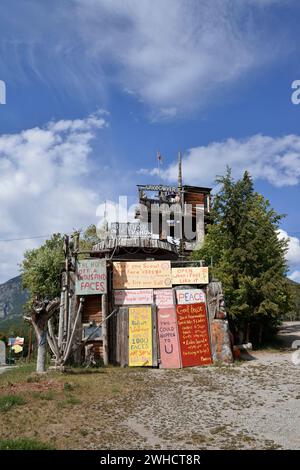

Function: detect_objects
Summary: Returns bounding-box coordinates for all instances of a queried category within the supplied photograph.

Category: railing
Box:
[109,222,152,239]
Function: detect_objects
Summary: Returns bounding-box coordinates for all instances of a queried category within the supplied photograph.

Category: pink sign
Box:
[154,289,174,308]
[114,289,153,305]
[157,307,181,369]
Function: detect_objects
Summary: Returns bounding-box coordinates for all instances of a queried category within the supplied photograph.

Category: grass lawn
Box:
[0,363,150,450]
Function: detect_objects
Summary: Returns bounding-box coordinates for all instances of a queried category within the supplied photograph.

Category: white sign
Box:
[172,267,209,285]
[154,289,174,308]
[114,289,153,305]
[76,259,107,295]
[176,289,206,305]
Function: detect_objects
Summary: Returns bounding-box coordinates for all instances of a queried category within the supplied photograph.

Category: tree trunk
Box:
[258,324,263,345]
[245,323,250,343]
[36,329,47,373]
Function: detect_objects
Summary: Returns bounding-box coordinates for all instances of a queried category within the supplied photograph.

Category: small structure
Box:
[52,155,233,368]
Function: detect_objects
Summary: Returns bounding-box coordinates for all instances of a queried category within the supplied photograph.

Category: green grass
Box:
[0,363,36,386]
[57,396,82,408]
[0,438,54,450]
[63,382,74,391]
[0,395,26,412]
[32,391,55,401]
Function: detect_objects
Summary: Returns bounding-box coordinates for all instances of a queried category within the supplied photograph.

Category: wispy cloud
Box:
[0,0,290,118]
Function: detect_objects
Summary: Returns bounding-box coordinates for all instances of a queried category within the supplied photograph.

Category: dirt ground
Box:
[0,322,299,450]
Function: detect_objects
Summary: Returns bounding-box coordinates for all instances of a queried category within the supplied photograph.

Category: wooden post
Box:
[102,294,109,366]
[58,289,65,350]
[27,325,32,363]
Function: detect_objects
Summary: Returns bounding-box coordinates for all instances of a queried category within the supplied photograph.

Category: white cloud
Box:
[278,230,300,266]
[1,0,288,118]
[0,112,109,283]
[289,270,300,283]
[152,134,300,187]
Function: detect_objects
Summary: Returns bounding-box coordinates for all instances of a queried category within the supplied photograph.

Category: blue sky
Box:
[1,0,300,283]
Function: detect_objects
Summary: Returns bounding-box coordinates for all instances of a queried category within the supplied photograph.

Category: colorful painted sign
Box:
[12,344,23,354]
[172,267,209,285]
[154,289,174,308]
[76,259,107,295]
[176,289,206,305]
[176,303,212,367]
[8,337,24,347]
[157,307,181,369]
[114,289,153,306]
[128,306,153,366]
[113,261,172,289]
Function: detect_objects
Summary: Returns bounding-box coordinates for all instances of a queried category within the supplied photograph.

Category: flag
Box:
[15,337,24,346]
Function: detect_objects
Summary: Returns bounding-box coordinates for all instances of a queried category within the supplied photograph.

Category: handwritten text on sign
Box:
[76,259,107,295]
[114,289,153,305]
[176,303,212,367]
[154,289,174,308]
[129,307,153,366]
[176,289,206,304]
[157,307,181,368]
[172,267,209,285]
[113,261,172,289]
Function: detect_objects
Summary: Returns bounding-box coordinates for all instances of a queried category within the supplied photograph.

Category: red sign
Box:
[157,307,181,369]
[176,303,212,367]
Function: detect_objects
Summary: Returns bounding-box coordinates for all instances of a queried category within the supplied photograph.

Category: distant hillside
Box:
[0,276,28,320]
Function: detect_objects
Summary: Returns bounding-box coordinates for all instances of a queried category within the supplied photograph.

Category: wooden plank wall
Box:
[109,307,129,366]
[82,295,103,362]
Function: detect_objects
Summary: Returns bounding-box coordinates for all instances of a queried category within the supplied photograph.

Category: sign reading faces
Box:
[76,259,107,295]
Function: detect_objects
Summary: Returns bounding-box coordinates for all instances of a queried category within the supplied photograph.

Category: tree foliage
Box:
[20,226,100,308]
[193,169,292,344]
[21,233,64,307]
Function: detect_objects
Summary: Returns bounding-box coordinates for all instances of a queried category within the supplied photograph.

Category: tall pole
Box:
[102,294,108,366]
[178,151,184,257]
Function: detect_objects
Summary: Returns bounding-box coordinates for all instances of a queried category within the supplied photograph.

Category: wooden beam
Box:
[102,294,109,366]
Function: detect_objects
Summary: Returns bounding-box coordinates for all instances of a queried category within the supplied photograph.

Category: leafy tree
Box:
[20,227,99,372]
[21,233,64,307]
[193,169,292,345]
[78,224,100,252]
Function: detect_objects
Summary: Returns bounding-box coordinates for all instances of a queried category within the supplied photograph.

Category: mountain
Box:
[0,275,28,320]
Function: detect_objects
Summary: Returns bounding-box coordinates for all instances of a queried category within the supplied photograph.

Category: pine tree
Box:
[193,169,292,344]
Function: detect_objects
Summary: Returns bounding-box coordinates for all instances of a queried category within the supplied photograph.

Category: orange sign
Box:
[113,261,172,289]
[172,267,209,285]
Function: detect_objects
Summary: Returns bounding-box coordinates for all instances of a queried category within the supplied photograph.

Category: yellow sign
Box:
[129,307,153,367]
[172,267,209,285]
[12,344,23,354]
[113,261,172,289]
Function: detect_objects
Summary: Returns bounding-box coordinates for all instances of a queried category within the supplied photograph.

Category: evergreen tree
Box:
[193,169,292,344]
